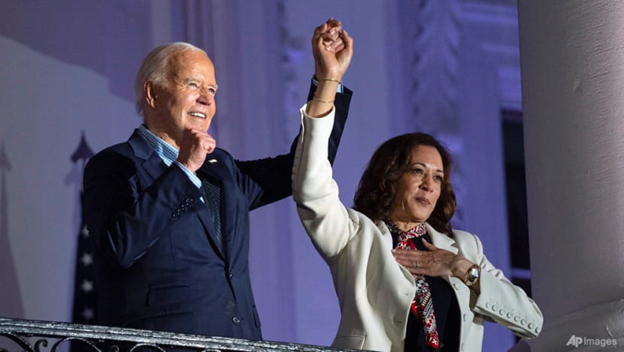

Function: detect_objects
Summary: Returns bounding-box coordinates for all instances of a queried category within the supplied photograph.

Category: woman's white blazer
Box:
[292,106,543,352]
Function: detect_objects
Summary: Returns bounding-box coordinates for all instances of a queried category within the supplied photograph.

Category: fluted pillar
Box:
[516,1,624,350]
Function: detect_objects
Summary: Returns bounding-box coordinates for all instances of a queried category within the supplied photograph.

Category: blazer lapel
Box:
[128,130,227,259]
[377,221,394,251]
[425,223,458,255]
[377,221,416,285]
[426,223,459,284]
[127,130,169,181]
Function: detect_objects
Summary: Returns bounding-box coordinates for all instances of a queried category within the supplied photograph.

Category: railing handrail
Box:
[0,317,358,351]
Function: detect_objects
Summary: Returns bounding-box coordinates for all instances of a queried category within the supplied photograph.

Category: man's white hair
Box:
[134,42,203,116]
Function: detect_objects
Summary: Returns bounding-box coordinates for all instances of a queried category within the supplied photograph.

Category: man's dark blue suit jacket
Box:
[83,83,352,340]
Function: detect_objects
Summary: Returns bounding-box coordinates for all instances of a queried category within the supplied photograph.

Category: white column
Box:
[516,1,624,350]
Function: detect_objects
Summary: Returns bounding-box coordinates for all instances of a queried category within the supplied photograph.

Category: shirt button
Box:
[528,323,534,329]
[507,312,513,319]
[232,317,241,324]
[462,314,468,322]
[521,319,527,326]
[229,274,234,279]
[514,316,520,322]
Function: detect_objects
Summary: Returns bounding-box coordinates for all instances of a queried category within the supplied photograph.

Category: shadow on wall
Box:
[0,142,24,318]
[0,0,153,102]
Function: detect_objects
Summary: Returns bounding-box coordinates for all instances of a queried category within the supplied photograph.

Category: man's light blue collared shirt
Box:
[137,125,202,189]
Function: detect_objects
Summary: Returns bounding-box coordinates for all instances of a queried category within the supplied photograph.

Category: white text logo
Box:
[566,335,617,348]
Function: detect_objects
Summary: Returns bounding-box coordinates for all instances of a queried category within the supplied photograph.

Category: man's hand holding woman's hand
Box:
[312,18,353,82]
[307,18,353,118]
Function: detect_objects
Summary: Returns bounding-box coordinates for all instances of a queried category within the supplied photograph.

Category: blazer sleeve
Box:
[292,105,360,261]
[460,232,544,338]
[236,78,352,210]
[83,150,203,269]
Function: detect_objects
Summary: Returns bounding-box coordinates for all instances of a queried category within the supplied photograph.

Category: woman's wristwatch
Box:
[463,264,481,287]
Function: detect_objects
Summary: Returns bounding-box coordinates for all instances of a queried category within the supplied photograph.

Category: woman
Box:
[294,21,543,352]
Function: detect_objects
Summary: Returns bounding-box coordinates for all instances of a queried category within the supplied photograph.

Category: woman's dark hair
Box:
[353,133,456,236]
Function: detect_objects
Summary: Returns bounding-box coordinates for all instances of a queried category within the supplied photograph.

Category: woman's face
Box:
[389,145,444,228]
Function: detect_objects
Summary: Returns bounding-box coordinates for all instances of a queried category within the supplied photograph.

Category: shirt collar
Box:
[137,124,179,166]
[384,218,427,239]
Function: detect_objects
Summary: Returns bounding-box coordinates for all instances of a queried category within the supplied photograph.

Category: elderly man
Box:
[83,19,352,340]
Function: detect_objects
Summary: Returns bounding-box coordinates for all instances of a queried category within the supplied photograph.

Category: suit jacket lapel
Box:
[127,130,169,181]
[128,129,227,259]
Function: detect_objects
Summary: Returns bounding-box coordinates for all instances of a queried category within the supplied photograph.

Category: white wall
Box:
[0,36,138,320]
[0,0,155,323]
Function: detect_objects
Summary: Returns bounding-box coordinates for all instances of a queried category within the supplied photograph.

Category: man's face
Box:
[147,49,218,147]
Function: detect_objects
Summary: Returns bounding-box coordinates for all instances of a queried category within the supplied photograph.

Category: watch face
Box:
[469,267,479,279]
[465,266,480,286]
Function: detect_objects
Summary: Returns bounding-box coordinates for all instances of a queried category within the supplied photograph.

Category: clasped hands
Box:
[393,238,475,279]
[312,18,353,82]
